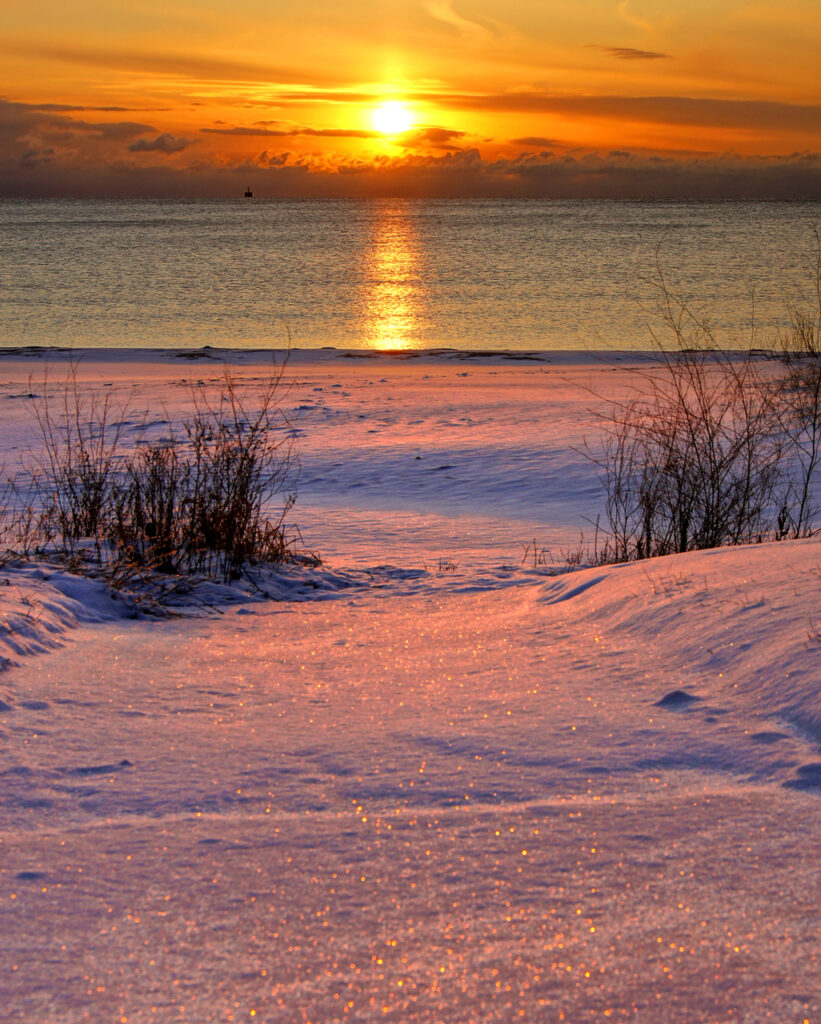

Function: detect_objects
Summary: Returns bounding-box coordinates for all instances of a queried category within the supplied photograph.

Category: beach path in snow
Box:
[0,350,819,1023]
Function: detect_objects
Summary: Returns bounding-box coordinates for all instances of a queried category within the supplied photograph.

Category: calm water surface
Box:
[1,199,819,350]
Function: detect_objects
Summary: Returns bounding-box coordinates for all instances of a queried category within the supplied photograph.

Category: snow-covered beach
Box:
[1,349,819,1023]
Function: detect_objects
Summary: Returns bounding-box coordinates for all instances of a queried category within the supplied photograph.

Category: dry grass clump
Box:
[773,230,821,538]
[3,360,302,583]
[111,370,296,580]
[593,348,787,561]
[29,368,125,556]
[590,237,821,562]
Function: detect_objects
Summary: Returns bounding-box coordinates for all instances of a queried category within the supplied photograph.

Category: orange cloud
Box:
[3,116,820,201]
[396,127,468,151]
[7,42,343,87]
[129,133,193,153]
[588,45,670,60]
[201,125,379,139]
[1,0,819,197]
[430,92,821,134]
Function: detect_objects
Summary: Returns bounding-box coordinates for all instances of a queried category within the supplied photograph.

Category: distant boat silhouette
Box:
[244,186,253,198]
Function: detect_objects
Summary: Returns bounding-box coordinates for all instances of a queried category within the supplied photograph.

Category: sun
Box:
[372,101,414,136]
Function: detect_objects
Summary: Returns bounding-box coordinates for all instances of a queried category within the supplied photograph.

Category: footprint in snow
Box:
[783,763,821,792]
[67,759,133,777]
[749,730,789,745]
[654,689,703,711]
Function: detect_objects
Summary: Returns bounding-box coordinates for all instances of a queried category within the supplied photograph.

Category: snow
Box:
[0,564,133,669]
[0,348,818,1023]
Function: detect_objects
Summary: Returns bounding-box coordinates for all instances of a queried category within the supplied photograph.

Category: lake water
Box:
[1,198,819,350]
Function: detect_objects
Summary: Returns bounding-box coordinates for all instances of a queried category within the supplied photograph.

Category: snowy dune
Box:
[0,349,818,1023]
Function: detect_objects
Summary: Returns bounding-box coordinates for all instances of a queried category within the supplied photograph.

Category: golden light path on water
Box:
[362,203,428,350]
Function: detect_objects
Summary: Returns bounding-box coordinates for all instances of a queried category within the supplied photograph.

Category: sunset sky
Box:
[2,0,821,197]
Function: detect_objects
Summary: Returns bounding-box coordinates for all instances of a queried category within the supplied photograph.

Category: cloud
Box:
[423,1,502,39]
[204,121,471,151]
[0,99,160,169]
[432,92,821,133]
[14,101,135,112]
[512,136,561,148]
[129,133,194,153]
[396,126,467,150]
[480,149,821,200]
[379,149,820,200]
[71,120,156,139]
[0,98,175,177]
[589,45,669,60]
[6,43,344,87]
[200,125,288,136]
[202,126,291,137]
[259,151,292,167]
[236,90,378,108]
[5,141,820,201]
[2,99,820,200]
[211,88,821,138]
[617,0,654,34]
[19,147,54,168]
[0,99,154,136]
[201,124,379,139]
[301,128,379,139]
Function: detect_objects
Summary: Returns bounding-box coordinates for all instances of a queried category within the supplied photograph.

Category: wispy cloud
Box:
[255,90,380,107]
[396,126,467,150]
[202,122,468,150]
[617,0,654,34]
[19,147,54,168]
[129,134,193,153]
[70,120,156,139]
[423,1,499,40]
[512,136,561,148]
[588,45,669,60]
[201,124,378,139]
[5,43,343,87]
[11,101,135,112]
[430,91,821,133]
[0,99,155,139]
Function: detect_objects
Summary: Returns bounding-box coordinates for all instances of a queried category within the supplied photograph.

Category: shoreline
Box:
[0,344,781,369]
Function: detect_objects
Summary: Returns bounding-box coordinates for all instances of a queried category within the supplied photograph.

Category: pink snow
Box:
[0,350,818,1023]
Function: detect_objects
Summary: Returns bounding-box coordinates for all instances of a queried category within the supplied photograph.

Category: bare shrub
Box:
[773,230,821,537]
[3,358,301,582]
[111,366,297,580]
[591,263,791,561]
[0,472,44,559]
[27,363,126,555]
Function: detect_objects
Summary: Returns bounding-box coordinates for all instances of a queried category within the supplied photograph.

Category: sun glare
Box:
[372,101,414,136]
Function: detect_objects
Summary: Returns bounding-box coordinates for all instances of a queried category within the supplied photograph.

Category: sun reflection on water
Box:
[361,203,429,350]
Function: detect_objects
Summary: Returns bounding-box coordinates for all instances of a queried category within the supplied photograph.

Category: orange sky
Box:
[2,0,821,197]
